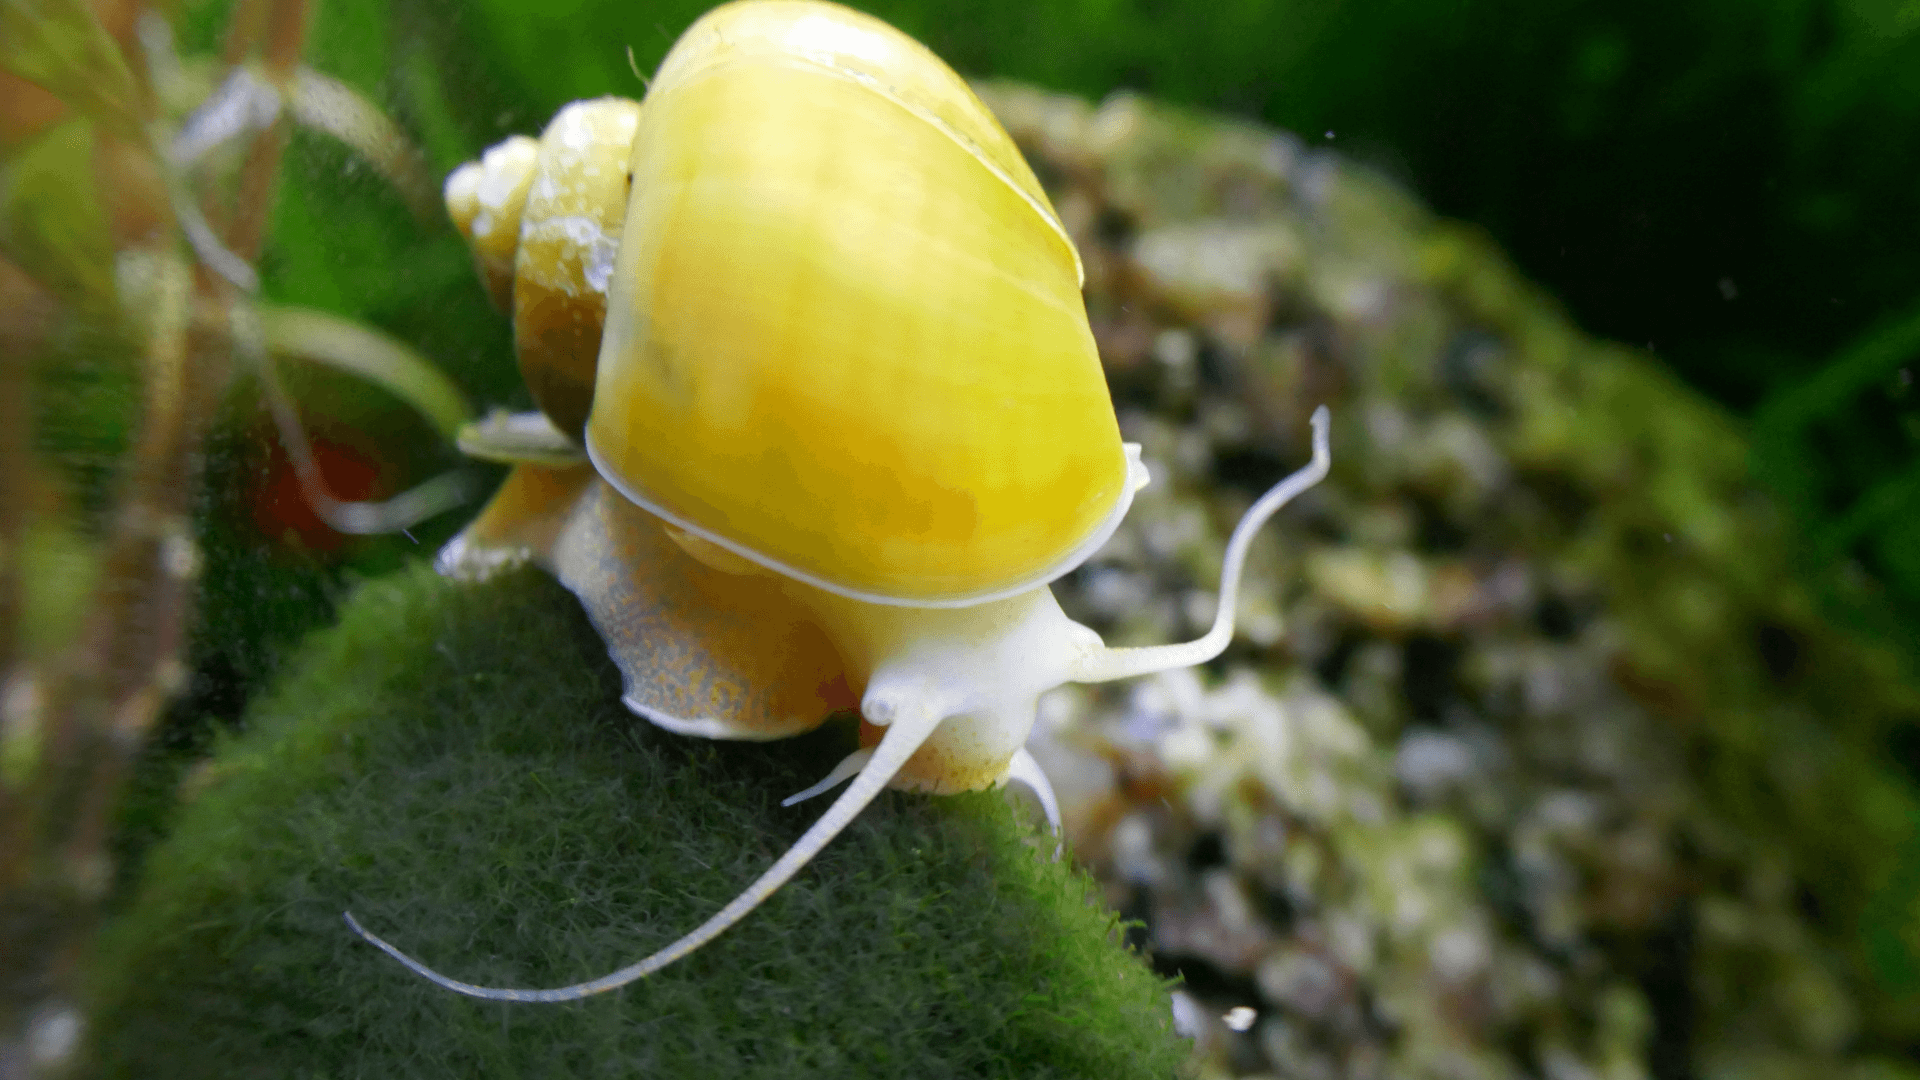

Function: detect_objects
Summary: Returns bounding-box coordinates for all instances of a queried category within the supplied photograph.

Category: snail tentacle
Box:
[1071,405,1331,685]
[781,747,874,806]
[386,0,1340,1007]
[344,701,946,1001]
[1002,746,1063,859]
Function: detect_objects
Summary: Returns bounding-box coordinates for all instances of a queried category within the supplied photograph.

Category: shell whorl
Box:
[586,0,1128,606]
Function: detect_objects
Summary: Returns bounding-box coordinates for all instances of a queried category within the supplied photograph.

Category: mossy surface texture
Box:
[86,563,1184,1079]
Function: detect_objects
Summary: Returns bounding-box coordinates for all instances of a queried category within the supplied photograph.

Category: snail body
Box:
[350,0,1332,1002]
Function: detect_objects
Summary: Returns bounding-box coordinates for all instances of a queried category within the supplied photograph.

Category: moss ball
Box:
[87,562,1186,1078]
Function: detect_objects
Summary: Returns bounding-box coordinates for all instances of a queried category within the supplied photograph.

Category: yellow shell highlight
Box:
[652,0,1080,283]
[588,1,1126,604]
[513,98,644,437]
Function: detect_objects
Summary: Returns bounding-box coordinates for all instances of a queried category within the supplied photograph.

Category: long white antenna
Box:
[1071,405,1330,684]
[345,707,945,1001]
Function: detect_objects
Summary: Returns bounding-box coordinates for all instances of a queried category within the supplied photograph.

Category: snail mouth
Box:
[583,439,1149,610]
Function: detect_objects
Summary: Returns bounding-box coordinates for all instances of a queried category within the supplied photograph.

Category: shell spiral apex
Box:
[584,0,1127,606]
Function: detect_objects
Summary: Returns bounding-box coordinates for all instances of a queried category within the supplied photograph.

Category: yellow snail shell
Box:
[349,0,1333,1004]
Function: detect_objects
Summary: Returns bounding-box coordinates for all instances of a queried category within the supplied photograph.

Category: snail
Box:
[346,0,1332,1002]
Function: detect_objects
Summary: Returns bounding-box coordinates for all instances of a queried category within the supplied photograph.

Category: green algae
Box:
[86,562,1187,1079]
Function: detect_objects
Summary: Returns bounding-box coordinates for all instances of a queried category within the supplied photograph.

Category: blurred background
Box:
[4,0,1919,1075]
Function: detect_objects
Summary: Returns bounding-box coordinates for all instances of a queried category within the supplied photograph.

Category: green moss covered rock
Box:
[85,563,1185,1078]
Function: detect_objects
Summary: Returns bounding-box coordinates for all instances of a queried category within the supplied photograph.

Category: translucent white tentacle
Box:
[781,747,874,807]
[1071,405,1331,684]
[344,707,944,1002]
[1002,747,1061,836]
[1002,746,1063,861]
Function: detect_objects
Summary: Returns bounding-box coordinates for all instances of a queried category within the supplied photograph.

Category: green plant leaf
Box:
[0,116,114,304]
[259,302,472,439]
[0,0,142,137]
